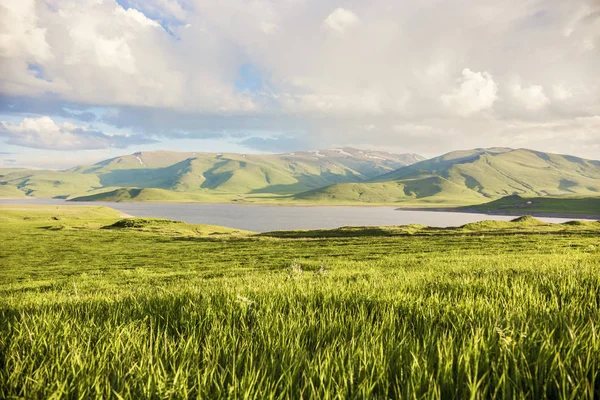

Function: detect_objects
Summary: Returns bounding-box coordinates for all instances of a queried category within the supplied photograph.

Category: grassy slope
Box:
[0,169,102,198]
[0,183,26,198]
[68,187,224,203]
[377,148,600,196]
[296,148,600,205]
[4,149,422,200]
[294,176,487,205]
[0,204,125,220]
[1,205,600,398]
[0,205,250,235]
[85,150,417,194]
[5,148,600,213]
[461,194,600,217]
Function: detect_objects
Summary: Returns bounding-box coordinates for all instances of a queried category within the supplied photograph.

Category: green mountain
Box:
[0,148,424,199]
[295,148,600,205]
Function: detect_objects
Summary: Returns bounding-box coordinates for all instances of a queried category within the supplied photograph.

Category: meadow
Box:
[1,205,600,399]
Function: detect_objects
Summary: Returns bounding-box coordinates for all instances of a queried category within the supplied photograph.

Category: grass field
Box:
[1,205,600,398]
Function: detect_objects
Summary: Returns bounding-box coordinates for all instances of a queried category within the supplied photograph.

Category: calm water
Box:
[1,198,594,232]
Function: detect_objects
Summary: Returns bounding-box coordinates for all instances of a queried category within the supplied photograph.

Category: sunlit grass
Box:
[1,205,600,398]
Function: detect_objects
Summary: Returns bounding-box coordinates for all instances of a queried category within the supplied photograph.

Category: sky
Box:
[0,0,599,169]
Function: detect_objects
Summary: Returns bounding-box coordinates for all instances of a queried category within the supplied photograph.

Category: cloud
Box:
[499,116,600,159]
[0,0,52,62]
[324,8,359,33]
[552,85,573,101]
[115,7,163,29]
[0,116,156,150]
[117,0,188,23]
[0,94,99,122]
[441,69,498,116]
[260,21,278,35]
[511,84,550,110]
[0,0,598,160]
[239,136,310,153]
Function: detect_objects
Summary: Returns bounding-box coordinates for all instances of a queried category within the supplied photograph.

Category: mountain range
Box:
[296,148,600,205]
[0,148,424,200]
[1,147,599,206]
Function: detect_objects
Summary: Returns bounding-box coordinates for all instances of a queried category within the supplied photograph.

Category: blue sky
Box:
[1,0,599,169]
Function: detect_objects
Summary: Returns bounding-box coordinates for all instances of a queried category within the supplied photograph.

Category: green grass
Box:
[294,176,488,205]
[68,187,233,203]
[1,206,600,398]
[461,195,600,217]
[0,169,103,198]
[0,183,26,198]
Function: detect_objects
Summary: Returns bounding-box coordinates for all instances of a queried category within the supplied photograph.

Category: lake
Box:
[1,198,594,232]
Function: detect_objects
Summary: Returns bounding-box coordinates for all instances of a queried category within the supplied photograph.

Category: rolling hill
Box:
[0,148,424,199]
[294,148,600,205]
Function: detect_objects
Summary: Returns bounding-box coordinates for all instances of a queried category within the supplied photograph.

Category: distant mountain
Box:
[295,148,600,205]
[0,148,424,199]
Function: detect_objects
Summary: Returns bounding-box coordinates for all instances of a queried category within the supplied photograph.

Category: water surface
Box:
[1,198,593,232]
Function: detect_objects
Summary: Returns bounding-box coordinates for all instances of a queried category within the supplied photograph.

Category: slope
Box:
[294,176,488,205]
[0,183,27,198]
[376,148,600,197]
[3,148,424,199]
[460,195,600,217]
[69,188,231,203]
[0,169,103,198]
[295,148,600,205]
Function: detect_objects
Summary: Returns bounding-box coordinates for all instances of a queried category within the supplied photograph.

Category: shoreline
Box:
[395,207,600,220]
[2,197,598,219]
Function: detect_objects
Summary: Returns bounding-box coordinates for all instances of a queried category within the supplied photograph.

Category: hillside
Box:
[0,183,27,198]
[69,188,234,203]
[0,148,424,199]
[460,195,600,217]
[0,169,103,198]
[295,148,600,205]
[294,176,487,205]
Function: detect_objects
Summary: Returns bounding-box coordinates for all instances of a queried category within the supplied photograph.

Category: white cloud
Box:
[0,0,599,159]
[261,21,278,35]
[441,69,498,116]
[324,8,359,33]
[66,19,137,75]
[363,124,376,131]
[552,85,573,101]
[0,0,52,62]
[498,116,600,158]
[0,116,154,150]
[115,7,163,29]
[511,84,550,110]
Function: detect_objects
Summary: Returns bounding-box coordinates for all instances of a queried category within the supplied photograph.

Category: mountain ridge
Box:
[0,147,425,199]
[3,147,599,207]
[294,148,600,205]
